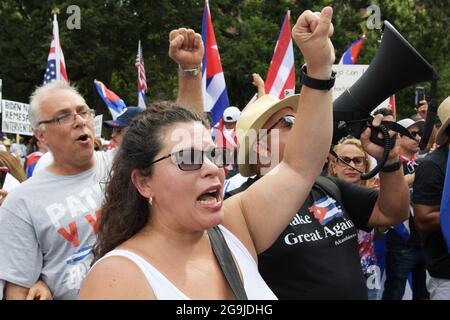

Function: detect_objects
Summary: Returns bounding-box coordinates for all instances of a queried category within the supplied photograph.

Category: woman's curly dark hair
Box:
[93,101,205,261]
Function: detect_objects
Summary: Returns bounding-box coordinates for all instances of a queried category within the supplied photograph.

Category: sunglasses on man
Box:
[260,115,296,139]
[151,147,232,171]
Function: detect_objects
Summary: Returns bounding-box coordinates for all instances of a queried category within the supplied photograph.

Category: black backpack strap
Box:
[207,226,248,300]
[314,176,342,204]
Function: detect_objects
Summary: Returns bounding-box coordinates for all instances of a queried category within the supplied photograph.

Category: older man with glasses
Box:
[0,27,205,300]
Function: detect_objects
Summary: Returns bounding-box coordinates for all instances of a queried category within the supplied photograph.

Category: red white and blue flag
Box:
[309,195,343,225]
[339,35,366,65]
[94,80,127,120]
[43,14,68,84]
[135,40,147,109]
[440,150,450,253]
[265,11,295,99]
[201,0,230,127]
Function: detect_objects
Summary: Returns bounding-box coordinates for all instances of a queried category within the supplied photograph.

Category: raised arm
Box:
[169,28,204,115]
[252,73,266,98]
[361,115,410,227]
[224,7,335,255]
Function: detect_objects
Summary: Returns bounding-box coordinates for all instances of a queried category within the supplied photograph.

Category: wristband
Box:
[179,65,201,77]
[300,65,336,90]
[380,160,402,173]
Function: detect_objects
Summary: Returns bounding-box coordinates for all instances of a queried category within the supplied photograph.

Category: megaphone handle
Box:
[360,124,392,180]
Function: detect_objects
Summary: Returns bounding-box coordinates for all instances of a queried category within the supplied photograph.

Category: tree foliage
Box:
[0,0,449,122]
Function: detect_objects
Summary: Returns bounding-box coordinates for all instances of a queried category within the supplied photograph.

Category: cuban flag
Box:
[135,40,148,109]
[265,11,295,99]
[440,149,450,253]
[43,14,68,84]
[309,195,343,225]
[339,35,366,65]
[201,0,230,127]
[94,80,127,120]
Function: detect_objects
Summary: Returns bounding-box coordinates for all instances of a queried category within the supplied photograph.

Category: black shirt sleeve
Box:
[412,158,444,206]
[331,177,378,231]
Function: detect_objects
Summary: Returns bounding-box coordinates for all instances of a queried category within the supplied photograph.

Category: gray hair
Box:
[29,80,85,130]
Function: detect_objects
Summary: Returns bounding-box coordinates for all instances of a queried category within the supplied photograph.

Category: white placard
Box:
[1,100,33,136]
[94,114,103,138]
[332,64,390,110]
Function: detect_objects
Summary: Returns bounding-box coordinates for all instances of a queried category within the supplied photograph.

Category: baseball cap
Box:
[223,106,241,123]
[397,117,424,129]
[104,106,145,128]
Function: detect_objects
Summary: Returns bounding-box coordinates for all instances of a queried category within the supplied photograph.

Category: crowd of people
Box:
[0,6,449,301]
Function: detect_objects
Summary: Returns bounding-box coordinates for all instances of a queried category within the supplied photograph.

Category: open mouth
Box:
[197,186,221,206]
[76,134,90,142]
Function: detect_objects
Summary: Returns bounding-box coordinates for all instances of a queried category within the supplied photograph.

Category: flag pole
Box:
[15,133,20,158]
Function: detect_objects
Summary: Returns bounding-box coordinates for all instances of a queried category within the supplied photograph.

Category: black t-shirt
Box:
[226,176,377,299]
[412,145,450,278]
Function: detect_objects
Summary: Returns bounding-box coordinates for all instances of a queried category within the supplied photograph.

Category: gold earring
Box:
[148,197,153,206]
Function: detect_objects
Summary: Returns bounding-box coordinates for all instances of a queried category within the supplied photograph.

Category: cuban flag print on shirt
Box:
[94,80,127,120]
[309,195,343,225]
[264,11,295,99]
[43,14,68,84]
[201,0,230,127]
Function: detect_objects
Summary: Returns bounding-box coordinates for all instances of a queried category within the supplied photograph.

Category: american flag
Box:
[135,40,147,108]
[43,14,68,84]
[265,11,295,99]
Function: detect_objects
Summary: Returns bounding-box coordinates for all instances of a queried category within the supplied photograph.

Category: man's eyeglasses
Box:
[151,147,232,171]
[335,156,366,167]
[262,115,295,138]
[37,109,95,127]
[400,131,422,139]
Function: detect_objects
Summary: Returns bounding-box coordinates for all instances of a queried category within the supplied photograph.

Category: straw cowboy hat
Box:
[436,96,450,146]
[236,94,299,177]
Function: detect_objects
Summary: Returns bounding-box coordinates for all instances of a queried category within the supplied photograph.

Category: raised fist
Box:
[292,7,335,78]
[169,28,204,69]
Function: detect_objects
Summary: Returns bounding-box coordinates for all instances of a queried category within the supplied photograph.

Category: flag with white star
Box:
[43,14,68,84]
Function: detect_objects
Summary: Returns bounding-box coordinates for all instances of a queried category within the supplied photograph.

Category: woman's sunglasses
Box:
[151,147,232,171]
[336,156,366,167]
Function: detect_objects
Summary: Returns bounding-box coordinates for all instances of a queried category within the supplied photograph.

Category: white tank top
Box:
[91,225,277,300]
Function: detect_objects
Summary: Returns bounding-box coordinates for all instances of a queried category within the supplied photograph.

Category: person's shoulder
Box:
[79,253,155,300]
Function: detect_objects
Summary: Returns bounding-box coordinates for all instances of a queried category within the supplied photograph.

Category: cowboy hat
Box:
[436,96,450,145]
[236,94,299,177]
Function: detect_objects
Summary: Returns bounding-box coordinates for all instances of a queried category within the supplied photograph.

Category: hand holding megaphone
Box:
[360,115,400,166]
[292,6,335,79]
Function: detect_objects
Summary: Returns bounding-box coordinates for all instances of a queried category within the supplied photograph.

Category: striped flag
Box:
[440,149,450,253]
[43,14,68,84]
[265,11,295,99]
[201,0,230,127]
[135,40,147,108]
[94,80,127,120]
[339,35,366,65]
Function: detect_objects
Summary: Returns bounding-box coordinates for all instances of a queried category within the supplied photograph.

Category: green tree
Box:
[0,0,449,127]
